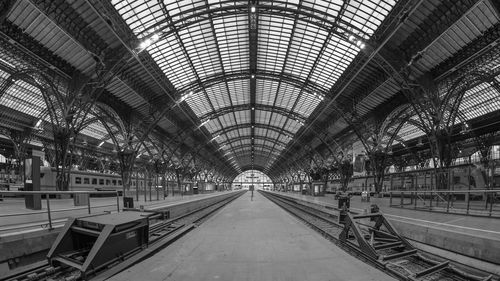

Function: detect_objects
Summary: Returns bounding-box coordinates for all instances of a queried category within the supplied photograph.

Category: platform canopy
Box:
[0,0,499,181]
[109,0,397,172]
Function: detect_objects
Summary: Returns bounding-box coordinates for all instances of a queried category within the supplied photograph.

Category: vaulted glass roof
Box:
[111,0,398,170]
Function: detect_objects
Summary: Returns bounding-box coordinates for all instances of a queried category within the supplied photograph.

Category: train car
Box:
[40,167,123,193]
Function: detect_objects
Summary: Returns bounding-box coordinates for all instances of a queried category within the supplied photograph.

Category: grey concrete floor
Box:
[110,192,396,281]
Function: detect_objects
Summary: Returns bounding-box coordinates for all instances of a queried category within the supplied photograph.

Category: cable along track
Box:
[260,191,496,281]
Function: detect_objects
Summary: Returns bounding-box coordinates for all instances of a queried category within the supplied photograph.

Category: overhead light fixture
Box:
[139,33,160,50]
[211,135,221,141]
[355,40,365,49]
[35,119,43,128]
[98,141,105,147]
[251,6,256,13]
[251,74,255,79]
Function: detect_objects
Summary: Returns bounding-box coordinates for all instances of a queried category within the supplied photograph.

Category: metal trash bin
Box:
[74,193,89,206]
[124,196,134,208]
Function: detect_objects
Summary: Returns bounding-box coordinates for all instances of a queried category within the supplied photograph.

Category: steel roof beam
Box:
[199,104,306,123]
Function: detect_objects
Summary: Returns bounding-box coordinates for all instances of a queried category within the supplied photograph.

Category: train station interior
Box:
[0,0,499,280]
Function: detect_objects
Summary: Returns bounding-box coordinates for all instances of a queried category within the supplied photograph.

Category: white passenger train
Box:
[40,167,148,192]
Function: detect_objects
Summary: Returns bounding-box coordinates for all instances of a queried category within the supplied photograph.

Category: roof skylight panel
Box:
[238,128,251,137]
[213,15,249,73]
[285,120,302,134]
[1,77,44,116]
[263,140,277,149]
[303,0,342,17]
[112,0,163,34]
[227,80,250,106]
[150,34,195,88]
[254,138,265,146]
[267,113,288,128]
[185,92,212,116]
[266,130,279,139]
[275,82,301,110]
[310,34,358,89]
[269,113,288,129]
[205,82,231,110]
[284,21,326,81]
[219,112,237,128]
[277,132,289,144]
[240,138,251,146]
[255,128,266,136]
[81,123,109,140]
[234,110,251,124]
[256,79,279,106]
[179,21,222,80]
[226,130,238,139]
[255,110,268,124]
[257,15,293,73]
[460,82,500,120]
[344,0,394,36]
[295,92,321,117]
[204,119,221,133]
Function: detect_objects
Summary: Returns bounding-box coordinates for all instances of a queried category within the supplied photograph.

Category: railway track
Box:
[260,191,497,281]
[3,191,244,281]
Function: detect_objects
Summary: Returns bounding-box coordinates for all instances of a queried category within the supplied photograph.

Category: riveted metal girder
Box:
[199,103,307,123]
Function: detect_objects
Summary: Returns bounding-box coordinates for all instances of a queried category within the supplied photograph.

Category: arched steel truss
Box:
[210,123,297,141]
[199,103,307,123]
[126,1,382,172]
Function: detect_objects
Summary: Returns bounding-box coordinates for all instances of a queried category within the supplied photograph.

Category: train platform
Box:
[0,191,229,235]
[267,191,500,270]
[270,191,500,234]
[109,191,396,281]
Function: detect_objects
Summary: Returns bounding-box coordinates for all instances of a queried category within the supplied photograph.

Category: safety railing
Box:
[388,189,500,217]
[0,190,119,230]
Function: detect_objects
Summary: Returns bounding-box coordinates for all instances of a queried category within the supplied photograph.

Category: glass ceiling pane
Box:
[213,14,249,74]
[276,83,301,111]
[205,82,231,111]
[227,80,250,106]
[283,20,327,81]
[234,110,251,124]
[295,92,322,117]
[257,15,294,73]
[186,91,212,117]
[111,0,398,168]
[310,33,359,89]
[256,79,279,106]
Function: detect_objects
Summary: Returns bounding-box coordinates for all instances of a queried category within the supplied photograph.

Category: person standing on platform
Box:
[249,185,254,201]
